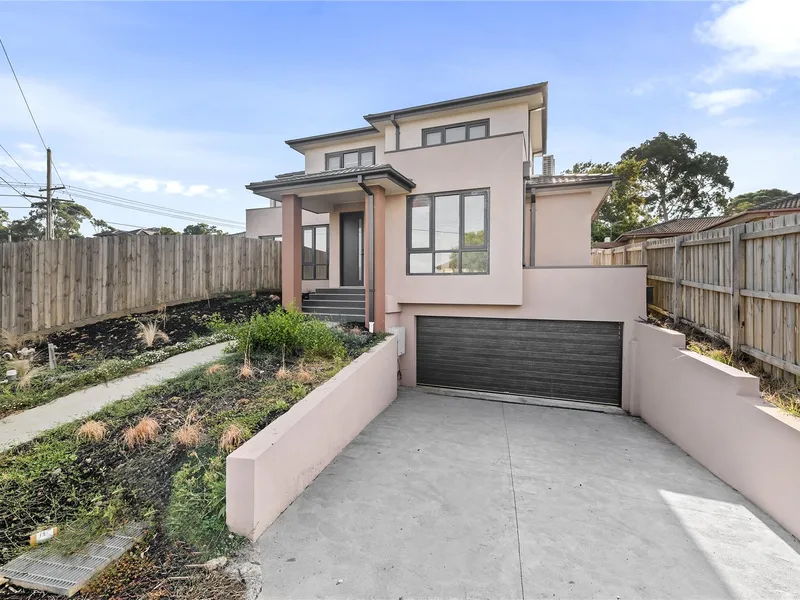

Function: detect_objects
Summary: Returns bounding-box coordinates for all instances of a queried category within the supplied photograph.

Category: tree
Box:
[566,158,654,242]
[621,132,733,222]
[0,206,8,232]
[6,198,93,240]
[183,223,225,235]
[725,188,793,215]
[159,226,180,235]
[90,218,116,234]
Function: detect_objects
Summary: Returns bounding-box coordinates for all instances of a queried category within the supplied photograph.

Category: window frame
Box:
[324,146,376,171]
[421,119,490,148]
[406,188,490,276]
[302,224,330,280]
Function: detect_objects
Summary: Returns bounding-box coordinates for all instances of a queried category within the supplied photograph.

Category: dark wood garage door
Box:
[416,316,623,406]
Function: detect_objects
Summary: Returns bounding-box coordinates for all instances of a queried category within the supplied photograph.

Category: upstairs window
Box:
[422,119,489,147]
[407,189,489,275]
[325,147,376,171]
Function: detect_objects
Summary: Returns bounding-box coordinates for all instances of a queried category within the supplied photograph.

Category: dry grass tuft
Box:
[293,365,314,384]
[16,364,46,390]
[76,420,108,442]
[218,423,248,453]
[275,366,290,380]
[0,328,26,351]
[239,361,255,379]
[137,320,170,348]
[172,422,202,448]
[235,398,250,408]
[8,358,33,378]
[207,363,226,375]
[123,417,161,449]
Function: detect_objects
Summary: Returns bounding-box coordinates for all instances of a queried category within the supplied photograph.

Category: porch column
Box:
[281,194,302,309]
[364,185,386,331]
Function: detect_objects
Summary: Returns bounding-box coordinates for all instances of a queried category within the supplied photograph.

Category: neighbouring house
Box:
[612,216,730,245]
[245,82,647,409]
[712,192,800,228]
[94,227,162,237]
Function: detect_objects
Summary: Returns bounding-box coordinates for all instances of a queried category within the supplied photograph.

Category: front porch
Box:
[246,165,416,331]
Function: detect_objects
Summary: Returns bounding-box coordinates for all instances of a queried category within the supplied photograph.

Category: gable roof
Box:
[615,216,729,241]
[745,192,800,212]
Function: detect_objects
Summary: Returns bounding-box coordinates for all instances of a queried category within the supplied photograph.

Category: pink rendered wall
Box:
[392,266,647,411]
[631,322,800,540]
[226,336,398,540]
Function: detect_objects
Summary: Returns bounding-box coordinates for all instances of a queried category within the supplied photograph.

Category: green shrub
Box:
[166,455,243,557]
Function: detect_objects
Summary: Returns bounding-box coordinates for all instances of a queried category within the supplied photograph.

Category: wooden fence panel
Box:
[0,235,281,337]
[591,213,800,382]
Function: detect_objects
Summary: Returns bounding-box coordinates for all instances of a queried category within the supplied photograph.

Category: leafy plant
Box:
[166,455,244,557]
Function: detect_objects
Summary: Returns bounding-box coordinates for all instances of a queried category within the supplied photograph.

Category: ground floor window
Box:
[303,225,329,280]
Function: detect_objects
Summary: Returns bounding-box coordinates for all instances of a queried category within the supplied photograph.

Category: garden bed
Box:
[0,293,280,419]
[648,312,800,418]
[0,309,382,599]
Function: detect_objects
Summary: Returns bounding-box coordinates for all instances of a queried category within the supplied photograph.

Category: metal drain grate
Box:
[0,523,146,597]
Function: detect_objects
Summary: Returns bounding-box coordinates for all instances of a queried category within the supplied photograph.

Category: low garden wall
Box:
[631,322,800,540]
[226,335,398,540]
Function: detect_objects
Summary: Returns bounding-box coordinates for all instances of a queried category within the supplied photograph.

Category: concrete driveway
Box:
[259,388,800,599]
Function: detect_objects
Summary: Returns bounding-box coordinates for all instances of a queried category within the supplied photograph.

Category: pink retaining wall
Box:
[631,323,800,539]
[226,336,398,540]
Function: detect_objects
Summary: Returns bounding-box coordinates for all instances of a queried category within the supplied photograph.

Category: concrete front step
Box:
[303,298,365,309]
[305,312,365,323]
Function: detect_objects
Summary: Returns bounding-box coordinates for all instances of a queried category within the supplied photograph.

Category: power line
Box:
[69,186,245,225]
[0,174,27,200]
[0,142,37,183]
[0,36,75,204]
[0,165,22,184]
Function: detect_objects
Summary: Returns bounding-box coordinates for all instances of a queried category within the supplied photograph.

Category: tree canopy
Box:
[725,188,794,215]
[566,158,654,242]
[621,132,733,222]
[182,223,225,235]
[6,198,93,240]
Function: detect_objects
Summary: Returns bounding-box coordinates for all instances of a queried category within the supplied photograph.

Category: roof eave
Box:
[246,166,415,195]
[284,126,379,153]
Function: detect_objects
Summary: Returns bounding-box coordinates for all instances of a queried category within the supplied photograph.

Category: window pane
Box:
[360,150,375,166]
[303,228,313,263]
[409,253,433,274]
[434,194,460,251]
[410,197,431,249]
[315,227,328,265]
[326,155,341,170]
[343,152,359,168]
[434,252,459,274]
[461,251,488,273]
[463,194,486,247]
[468,123,487,139]
[316,265,328,280]
[445,126,466,143]
[302,266,314,280]
[424,130,442,146]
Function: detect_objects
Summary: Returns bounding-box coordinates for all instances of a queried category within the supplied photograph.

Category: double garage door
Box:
[416,316,622,406]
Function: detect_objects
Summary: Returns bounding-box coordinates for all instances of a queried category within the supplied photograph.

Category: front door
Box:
[340,211,364,286]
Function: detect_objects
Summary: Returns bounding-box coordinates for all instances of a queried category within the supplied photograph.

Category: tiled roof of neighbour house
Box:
[744,193,800,212]
[95,227,161,237]
[527,173,618,190]
[246,164,416,193]
[615,216,730,241]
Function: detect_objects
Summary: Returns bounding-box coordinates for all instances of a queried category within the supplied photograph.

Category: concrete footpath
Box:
[0,343,228,451]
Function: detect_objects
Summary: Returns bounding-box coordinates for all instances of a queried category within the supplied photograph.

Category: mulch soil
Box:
[28,293,278,370]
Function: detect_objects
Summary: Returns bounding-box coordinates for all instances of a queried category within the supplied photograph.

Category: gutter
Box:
[357,175,375,328]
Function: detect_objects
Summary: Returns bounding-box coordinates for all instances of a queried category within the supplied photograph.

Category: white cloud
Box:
[697,0,800,78]
[688,88,761,114]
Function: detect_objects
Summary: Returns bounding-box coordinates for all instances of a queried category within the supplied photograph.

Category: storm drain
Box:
[0,523,146,597]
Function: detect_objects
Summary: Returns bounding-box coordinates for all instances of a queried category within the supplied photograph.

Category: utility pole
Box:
[45,147,52,241]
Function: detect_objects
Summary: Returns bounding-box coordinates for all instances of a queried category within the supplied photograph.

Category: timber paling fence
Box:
[592,213,800,383]
[0,235,282,337]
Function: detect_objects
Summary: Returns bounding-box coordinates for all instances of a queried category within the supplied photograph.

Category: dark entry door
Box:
[340,211,364,286]
[416,316,623,406]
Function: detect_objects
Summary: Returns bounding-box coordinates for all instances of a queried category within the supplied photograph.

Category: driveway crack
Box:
[502,403,525,600]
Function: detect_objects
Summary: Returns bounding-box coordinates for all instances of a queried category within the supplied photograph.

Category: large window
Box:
[303,225,329,280]
[422,119,489,147]
[407,189,489,275]
[325,147,376,171]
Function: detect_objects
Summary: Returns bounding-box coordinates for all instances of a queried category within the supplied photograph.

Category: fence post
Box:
[672,236,684,323]
[640,241,648,267]
[730,224,745,352]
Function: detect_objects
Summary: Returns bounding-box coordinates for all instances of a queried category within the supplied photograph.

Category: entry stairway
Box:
[302,287,365,323]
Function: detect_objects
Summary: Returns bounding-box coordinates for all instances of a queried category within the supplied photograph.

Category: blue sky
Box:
[0,0,798,233]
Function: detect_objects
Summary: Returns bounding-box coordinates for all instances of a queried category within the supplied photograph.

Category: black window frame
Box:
[302,225,330,280]
[406,188,490,276]
[324,146,376,171]
[421,119,490,147]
